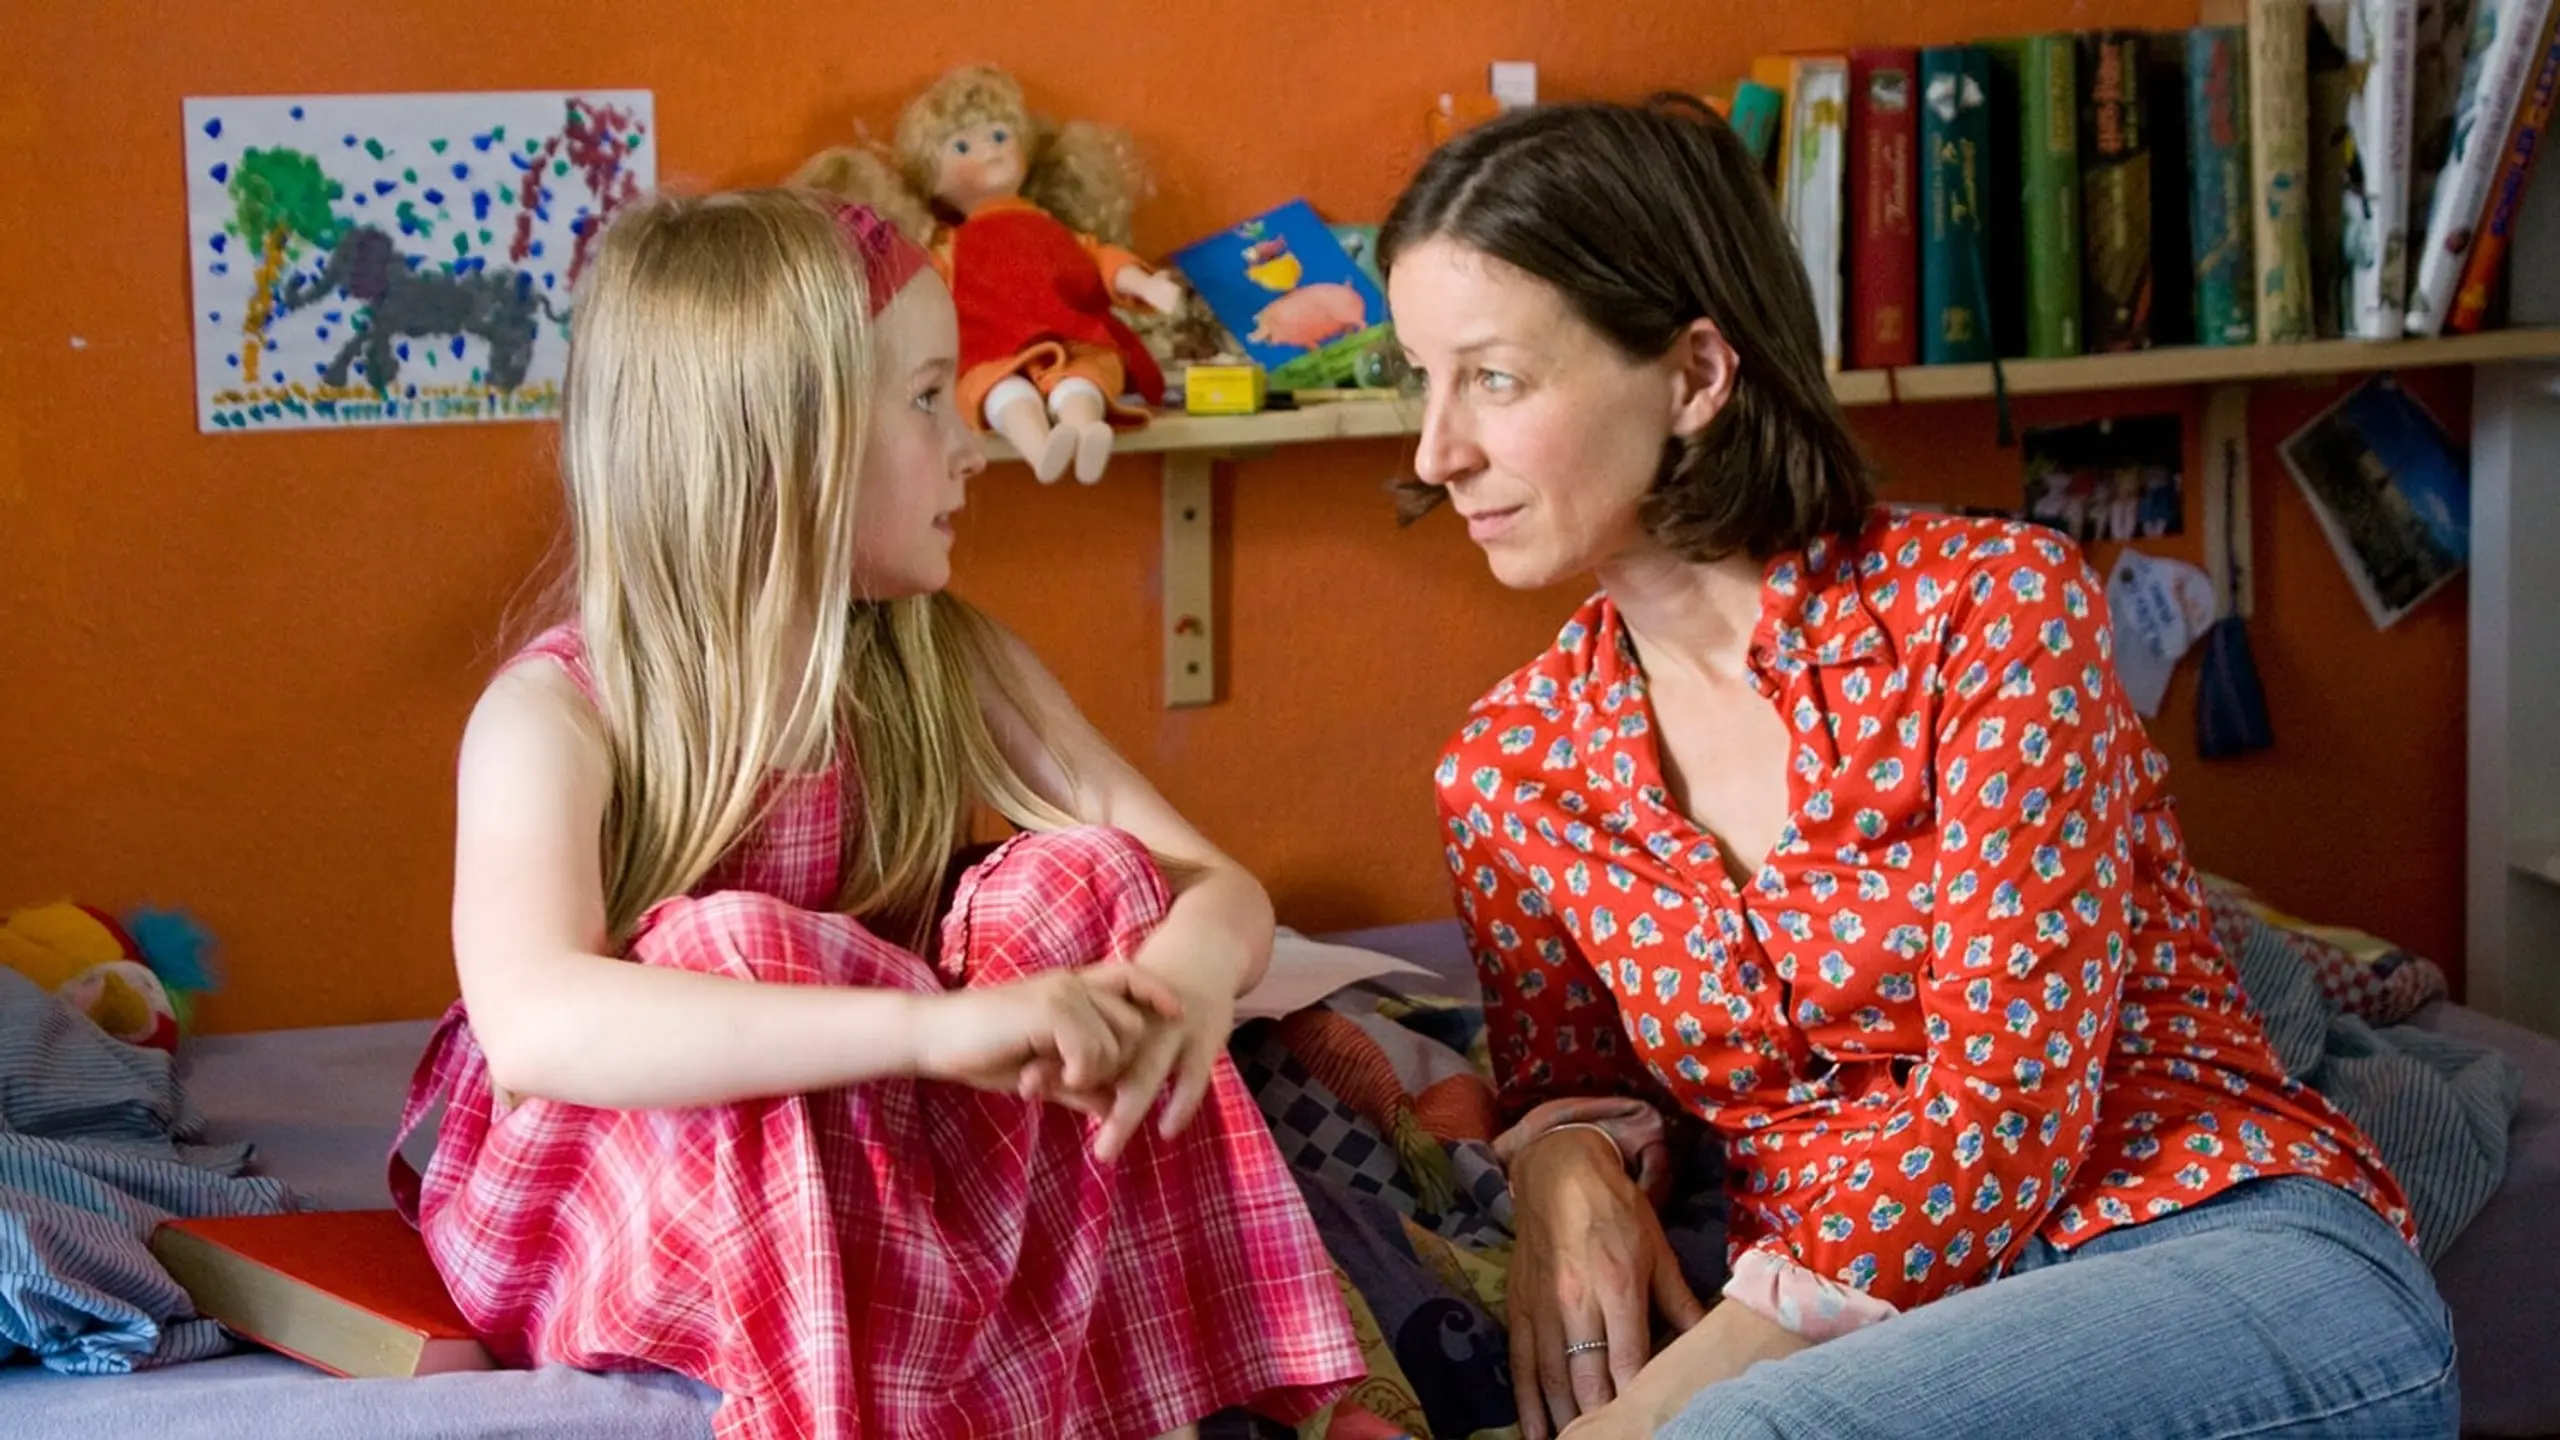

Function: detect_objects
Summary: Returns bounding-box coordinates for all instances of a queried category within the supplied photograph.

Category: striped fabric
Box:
[2228,913,2523,1262]
[0,967,293,1374]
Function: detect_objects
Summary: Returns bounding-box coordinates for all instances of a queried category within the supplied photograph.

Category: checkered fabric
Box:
[2202,880,2449,1026]
[1232,1016,1513,1249]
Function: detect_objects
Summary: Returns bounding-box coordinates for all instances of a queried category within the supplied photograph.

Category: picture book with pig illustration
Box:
[1168,199,1390,388]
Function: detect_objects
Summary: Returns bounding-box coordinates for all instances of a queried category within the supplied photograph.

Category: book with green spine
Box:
[2019,35,2086,355]
[1727,78,1785,173]
[2188,27,2259,345]
[1920,46,1995,364]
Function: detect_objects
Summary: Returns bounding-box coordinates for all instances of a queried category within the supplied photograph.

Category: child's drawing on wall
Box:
[183,91,653,432]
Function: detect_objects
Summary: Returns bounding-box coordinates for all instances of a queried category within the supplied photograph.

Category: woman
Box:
[1382,97,2455,1439]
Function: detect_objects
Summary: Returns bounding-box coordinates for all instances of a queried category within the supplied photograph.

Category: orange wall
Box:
[0,0,2471,1032]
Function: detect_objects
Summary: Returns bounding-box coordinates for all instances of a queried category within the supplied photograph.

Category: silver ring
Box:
[1564,1340,1609,1357]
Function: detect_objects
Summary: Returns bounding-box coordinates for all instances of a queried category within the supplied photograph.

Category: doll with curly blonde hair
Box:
[798,66,1187,484]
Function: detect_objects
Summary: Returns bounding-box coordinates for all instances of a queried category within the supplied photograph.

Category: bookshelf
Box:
[987,326,2560,715]
[1866,328,2560,402]
[988,396,1418,461]
[989,326,2560,463]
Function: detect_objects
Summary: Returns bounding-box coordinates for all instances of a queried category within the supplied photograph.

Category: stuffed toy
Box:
[0,901,215,1050]
[795,65,1188,485]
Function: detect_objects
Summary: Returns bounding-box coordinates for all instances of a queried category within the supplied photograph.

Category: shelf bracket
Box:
[2202,383,2255,619]
[1161,452,1217,707]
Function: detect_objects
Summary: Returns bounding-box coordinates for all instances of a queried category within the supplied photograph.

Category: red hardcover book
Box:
[1849,47,1923,370]
[150,1209,497,1378]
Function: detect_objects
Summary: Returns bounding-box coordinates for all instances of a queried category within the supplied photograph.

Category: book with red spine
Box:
[1849,47,1922,369]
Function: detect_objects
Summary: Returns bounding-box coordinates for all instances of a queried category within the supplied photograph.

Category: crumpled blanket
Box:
[2226,916,2522,1262]
[0,967,293,1375]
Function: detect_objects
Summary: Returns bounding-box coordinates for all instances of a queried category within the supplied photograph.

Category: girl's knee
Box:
[940,827,1170,983]
[631,891,935,991]
[987,826,1163,895]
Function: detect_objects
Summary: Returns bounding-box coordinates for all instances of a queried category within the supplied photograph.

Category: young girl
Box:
[391,190,1362,1440]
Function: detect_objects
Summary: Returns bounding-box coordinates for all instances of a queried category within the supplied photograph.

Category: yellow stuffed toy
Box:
[0,902,212,1050]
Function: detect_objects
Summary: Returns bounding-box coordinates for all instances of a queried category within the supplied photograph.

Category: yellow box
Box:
[1183,364,1267,416]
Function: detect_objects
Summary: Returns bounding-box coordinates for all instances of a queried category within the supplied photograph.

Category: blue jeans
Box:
[1661,1177,2458,1439]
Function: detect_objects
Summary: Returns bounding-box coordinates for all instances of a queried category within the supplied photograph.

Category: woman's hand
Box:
[1556,1397,1671,1440]
[914,965,1182,1107]
[1557,1297,1817,1437]
[1507,1127,1709,1440]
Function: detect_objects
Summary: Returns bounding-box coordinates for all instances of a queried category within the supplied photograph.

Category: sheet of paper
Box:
[1233,930,1433,1023]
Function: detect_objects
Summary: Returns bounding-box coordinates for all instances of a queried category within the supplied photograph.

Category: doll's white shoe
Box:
[987,381,1076,483]
[1032,425,1078,484]
[1071,421,1114,484]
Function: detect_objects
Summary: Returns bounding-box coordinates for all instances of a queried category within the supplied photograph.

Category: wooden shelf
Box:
[986,327,2560,463]
[990,327,2560,711]
[1876,326,2560,404]
[985,397,1420,463]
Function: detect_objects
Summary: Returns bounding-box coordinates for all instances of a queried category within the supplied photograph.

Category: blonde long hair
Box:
[558,188,1068,948]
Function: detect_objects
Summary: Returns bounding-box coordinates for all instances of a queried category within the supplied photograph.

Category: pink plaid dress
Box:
[392,628,1362,1439]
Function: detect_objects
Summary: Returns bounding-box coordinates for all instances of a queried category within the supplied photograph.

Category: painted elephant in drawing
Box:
[275,226,558,395]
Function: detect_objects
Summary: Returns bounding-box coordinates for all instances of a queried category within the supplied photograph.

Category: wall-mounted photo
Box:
[2020,413,2186,544]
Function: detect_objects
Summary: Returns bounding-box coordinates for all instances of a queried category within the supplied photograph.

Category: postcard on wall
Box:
[183,90,654,433]
[2020,414,2186,544]
[2279,375,2470,628]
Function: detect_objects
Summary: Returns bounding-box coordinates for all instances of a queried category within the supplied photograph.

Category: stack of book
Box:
[1712,0,2560,371]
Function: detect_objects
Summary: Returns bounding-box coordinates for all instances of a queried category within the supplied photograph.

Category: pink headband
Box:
[834,202,931,316]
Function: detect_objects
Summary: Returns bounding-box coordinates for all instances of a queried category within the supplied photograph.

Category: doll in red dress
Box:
[798,66,1187,484]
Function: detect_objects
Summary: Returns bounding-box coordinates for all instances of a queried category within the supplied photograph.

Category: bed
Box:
[3,918,2554,1439]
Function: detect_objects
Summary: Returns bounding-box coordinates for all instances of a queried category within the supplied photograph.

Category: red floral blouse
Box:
[1438,510,2410,1331]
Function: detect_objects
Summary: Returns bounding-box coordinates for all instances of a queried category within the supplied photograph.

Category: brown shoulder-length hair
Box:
[1378,94,1873,561]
